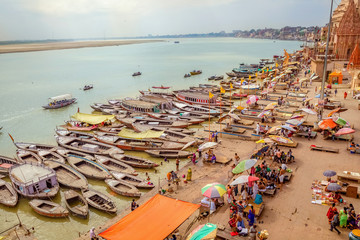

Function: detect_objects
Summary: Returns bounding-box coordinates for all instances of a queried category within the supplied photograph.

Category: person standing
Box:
[131,199,137,211]
[186,168,192,181]
[256,123,260,135]
[89,227,97,240]
[176,158,180,171]
[335,89,338,97]
[307,128,312,141]
[330,211,341,234]
[214,131,218,142]
[249,225,257,240]
[344,91,348,99]
[327,203,337,224]
[191,153,196,165]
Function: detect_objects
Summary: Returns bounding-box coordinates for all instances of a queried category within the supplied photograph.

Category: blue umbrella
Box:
[323,170,337,177]
[315,94,327,98]
[281,125,296,132]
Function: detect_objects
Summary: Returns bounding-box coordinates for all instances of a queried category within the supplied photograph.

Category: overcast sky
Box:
[0,0,336,41]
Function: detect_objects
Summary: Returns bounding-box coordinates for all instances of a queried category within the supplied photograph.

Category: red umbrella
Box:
[335,128,355,136]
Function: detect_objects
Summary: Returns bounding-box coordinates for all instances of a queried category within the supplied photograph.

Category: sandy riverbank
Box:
[79,72,360,240]
[0,40,163,54]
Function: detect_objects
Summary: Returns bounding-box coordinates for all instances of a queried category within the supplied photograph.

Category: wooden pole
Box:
[208,98,211,141]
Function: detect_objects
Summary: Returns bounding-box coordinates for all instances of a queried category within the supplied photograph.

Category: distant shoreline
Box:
[0,39,164,54]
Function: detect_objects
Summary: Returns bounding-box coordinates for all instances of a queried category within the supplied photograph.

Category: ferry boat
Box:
[190,70,202,75]
[42,94,76,109]
[118,99,160,113]
[174,91,221,106]
[9,162,59,198]
[132,72,142,77]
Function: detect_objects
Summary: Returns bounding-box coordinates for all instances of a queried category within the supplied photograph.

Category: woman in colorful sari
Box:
[326,203,337,224]
[248,205,255,226]
[339,209,348,228]
[348,210,357,229]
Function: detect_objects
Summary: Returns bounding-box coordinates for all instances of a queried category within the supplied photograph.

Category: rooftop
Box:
[11,164,54,184]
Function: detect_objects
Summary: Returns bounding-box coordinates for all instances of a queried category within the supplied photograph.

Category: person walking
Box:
[327,203,337,224]
[89,227,97,240]
[330,211,341,234]
[214,131,218,142]
[176,158,180,171]
[344,91,348,99]
[256,123,260,135]
[335,89,338,97]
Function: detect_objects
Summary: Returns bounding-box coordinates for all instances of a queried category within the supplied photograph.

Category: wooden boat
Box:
[152,86,170,89]
[66,154,112,180]
[208,75,224,80]
[45,160,88,190]
[110,171,154,189]
[0,155,20,175]
[10,163,59,198]
[94,134,184,151]
[29,199,69,218]
[82,188,117,214]
[0,179,18,207]
[172,102,220,116]
[190,70,202,75]
[140,127,199,144]
[55,129,95,140]
[109,153,158,168]
[105,179,141,197]
[147,112,204,125]
[98,125,125,134]
[55,136,124,156]
[145,150,192,158]
[94,155,136,175]
[139,90,174,98]
[37,150,66,164]
[117,117,190,130]
[90,103,119,112]
[164,109,208,120]
[83,84,93,91]
[13,141,58,152]
[184,73,191,78]
[132,72,141,77]
[56,148,95,161]
[42,94,76,109]
[223,127,246,134]
[16,149,42,164]
[64,190,89,218]
[148,126,196,135]
[175,91,228,106]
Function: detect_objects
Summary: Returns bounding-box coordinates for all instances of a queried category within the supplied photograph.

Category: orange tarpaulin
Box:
[99,194,200,240]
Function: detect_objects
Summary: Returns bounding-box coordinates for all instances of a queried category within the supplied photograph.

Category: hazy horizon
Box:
[0,0,336,41]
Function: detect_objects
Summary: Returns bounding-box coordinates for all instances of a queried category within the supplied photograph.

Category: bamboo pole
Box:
[208,98,211,141]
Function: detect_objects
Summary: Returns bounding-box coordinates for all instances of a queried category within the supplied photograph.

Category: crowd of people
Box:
[327,203,360,234]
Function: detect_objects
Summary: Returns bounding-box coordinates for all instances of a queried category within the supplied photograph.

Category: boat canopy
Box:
[49,94,73,102]
[117,128,164,139]
[71,112,115,125]
[99,194,200,240]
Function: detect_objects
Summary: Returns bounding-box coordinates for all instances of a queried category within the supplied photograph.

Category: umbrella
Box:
[327,108,348,117]
[290,114,304,119]
[281,125,297,132]
[335,128,355,136]
[269,135,293,144]
[301,108,317,115]
[323,170,337,177]
[257,110,271,118]
[264,102,277,110]
[181,140,196,151]
[256,139,265,144]
[327,183,342,192]
[230,175,259,186]
[201,183,226,198]
[315,94,327,98]
[285,119,304,126]
[186,223,217,240]
[267,126,281,134]
[318,119,337,130]
[232,159,257,174]
[333,117,349,126]
[198,142,218,151]
[246,95,259,105]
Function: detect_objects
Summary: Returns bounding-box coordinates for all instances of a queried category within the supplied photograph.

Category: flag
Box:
[241,79,244,84]
[220,86,225,94]
[270,66,272,70]
[255,72,258,77]
[230,82,233,89]
[249,75,252,80]
[209,91,214,99]
[276,63,279,68]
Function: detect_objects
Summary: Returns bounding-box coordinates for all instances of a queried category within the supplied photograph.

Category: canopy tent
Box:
[186,223,217,240]
[71,112,115,125]
[49,94,73,102]
[99,194,200,240]
[117,128,164,139]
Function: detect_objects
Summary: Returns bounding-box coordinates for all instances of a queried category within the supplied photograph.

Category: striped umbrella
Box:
[232,159,257,174]
[201,183,226,198]
[186,223,217,240]
[269,135,293,144]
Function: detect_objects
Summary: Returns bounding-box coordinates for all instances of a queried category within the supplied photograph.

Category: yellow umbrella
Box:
[264,102,277,110]
[256,139,265,144]
[268,126,281,134]
[237,106,245,110]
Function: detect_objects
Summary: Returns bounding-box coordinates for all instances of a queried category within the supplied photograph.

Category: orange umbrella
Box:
[327,108,347,117]
[318,119,337,130]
